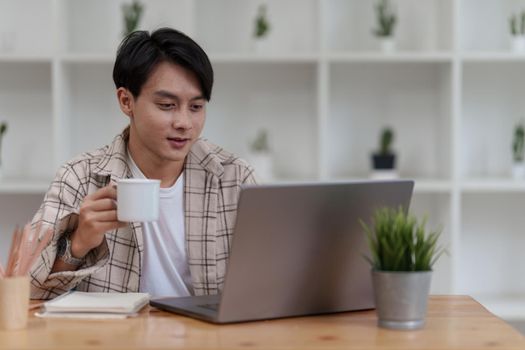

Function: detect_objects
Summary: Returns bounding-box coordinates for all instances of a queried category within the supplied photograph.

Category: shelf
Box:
[323,177,451,194]
[194,0,318,56]
[474,294,525,320]
[60,53,319,65]
[327,62,452,181]
[323,0,453,53]
[328,52,454,63]
[461,52,525,62]
[0,54,52,63]
[60,53,115,64]
[414,180,452,193]
[209,53,319,63]
[461,179,525,193]
[0,179,50,194]
[206,63,318,180]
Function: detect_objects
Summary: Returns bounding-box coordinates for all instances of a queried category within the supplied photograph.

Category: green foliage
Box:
[513,123,525,162]
[122,0,144,37]
[373,0,397,37]
[254,4,270,38]
[0,122,7,166]
[510,15,518,36]
[509,11,525,35]
[379,127,394,155]
[361,207,445,272]
[250,129,270,152]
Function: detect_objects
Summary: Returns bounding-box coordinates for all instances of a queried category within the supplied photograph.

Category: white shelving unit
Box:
[0,0,524,322]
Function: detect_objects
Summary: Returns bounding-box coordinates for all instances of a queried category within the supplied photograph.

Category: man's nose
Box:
[172,109,192,129]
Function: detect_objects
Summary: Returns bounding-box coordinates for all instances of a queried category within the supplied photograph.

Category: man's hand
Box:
[70,184,127,259]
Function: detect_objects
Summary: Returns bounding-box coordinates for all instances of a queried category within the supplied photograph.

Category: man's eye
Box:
[158,103,174,110]
[191,105,203,111]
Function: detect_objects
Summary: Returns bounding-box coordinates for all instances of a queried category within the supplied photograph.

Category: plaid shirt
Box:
[30,132,257,299]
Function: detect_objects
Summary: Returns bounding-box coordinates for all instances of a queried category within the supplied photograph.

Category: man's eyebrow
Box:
[153,90,205,101]
[153,90,178,100]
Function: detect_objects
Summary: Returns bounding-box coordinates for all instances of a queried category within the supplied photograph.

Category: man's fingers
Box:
[85,198,117,212]
[85,185,117,201]
[90,210,119,223]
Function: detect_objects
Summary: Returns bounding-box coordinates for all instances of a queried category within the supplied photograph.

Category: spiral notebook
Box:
[35,291,150,319]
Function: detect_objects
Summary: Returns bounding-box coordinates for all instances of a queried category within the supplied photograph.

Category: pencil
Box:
[5,227,21,277]
[1,223,54,278]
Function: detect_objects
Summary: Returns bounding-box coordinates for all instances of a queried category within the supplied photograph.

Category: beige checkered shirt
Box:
[30,132,257,299]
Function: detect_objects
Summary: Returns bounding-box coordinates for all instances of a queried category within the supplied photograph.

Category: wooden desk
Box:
[0,296,523,349]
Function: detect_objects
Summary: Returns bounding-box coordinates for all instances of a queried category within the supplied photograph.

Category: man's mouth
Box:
[167,137,190,149]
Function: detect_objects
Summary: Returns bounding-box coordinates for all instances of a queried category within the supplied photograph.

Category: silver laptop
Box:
[150,180,414,323]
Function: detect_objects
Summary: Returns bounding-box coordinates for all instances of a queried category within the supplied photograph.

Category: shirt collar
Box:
[186,138,225,178]
[92,132,131,182]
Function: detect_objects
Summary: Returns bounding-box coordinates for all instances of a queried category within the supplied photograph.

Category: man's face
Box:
[125,61,206,165]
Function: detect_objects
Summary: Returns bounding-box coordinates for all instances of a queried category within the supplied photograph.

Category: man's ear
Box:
[117,87,134,118]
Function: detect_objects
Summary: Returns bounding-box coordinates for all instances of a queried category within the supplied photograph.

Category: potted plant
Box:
[122,0,144,38]
[361,207,445,330]
[253,4,271,53]
[248,129,274,182]
[0,122,7,179]
[509,11,525,52]
[512,122,525,179]
[371,127,398,179]
[373,0,397,53]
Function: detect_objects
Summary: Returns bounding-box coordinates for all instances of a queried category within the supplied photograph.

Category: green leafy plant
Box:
[361,207,445,271]
[378,127,394,155]
[250,129,270,153]
[122,0,144,37]
[254,4,270,38]
[0,122,7,166]
[513,122,525,162]
[373,0,397,37]
[510,15,518,36]
[509,11,525,35]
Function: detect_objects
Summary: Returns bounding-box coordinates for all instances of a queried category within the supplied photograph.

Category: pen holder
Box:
[0,276,30,330]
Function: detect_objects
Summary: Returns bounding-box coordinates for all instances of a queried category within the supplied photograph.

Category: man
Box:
[30,28,257,299]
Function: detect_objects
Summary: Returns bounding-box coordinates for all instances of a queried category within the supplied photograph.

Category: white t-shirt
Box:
[127,153,193,297]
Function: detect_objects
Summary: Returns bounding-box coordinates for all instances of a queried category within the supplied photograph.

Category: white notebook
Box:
[36,291,150,318]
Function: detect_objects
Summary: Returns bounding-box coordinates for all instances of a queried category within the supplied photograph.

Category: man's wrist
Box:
[56,234,85,267]
[70,233,91,259]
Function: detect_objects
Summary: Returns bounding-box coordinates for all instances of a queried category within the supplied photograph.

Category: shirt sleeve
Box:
[29,163,111,300]
[241,163,258,185]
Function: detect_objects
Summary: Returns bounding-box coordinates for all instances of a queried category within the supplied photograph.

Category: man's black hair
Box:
[113,27,213,101]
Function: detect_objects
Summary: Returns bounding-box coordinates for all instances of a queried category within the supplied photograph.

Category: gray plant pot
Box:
[372,270,432,330]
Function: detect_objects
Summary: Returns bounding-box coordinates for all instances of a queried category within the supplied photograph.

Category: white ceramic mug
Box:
[117,179,160,222]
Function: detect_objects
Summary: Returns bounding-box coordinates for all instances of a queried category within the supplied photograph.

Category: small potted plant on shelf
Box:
[371,127,398,179]
[248,129,274,183]
[122,0,144,38]
[372,0,397,53]
[512,122,525,179]
[361,207,445,330]
[253,4,271,53]
[0,121,7,179]
[509,11,525,52]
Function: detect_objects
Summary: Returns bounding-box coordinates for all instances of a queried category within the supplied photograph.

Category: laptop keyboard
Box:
[198,303,219,311]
